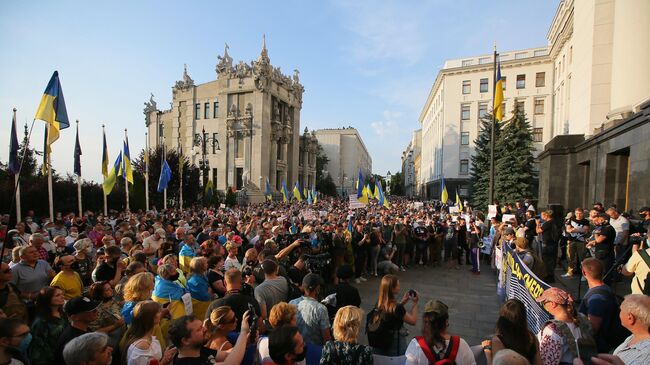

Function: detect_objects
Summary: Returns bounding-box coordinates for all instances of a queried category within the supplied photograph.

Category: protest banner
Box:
[349,196,365,209]
[488,205,497,219]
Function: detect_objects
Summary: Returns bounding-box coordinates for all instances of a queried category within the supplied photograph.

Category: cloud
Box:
[370,110,403,137]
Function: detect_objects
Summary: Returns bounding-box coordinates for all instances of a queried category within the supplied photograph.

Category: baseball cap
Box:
[535,287,572,305]
[302,273,323,291]
[423,300,448,318]
[64,296,100,316]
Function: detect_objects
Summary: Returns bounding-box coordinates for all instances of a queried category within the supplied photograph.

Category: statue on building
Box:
[216,43,233,76]
[144,93,158,125]
[174,64,195,90]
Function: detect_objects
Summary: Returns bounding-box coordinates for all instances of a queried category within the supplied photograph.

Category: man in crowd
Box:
[11,246,55,303]
[536,210,559,283]
[92,245,125,287]
[56,297,101,364]
[29,233,50,263]
[352,222,369,283]
[0,318,31,365]
[586,212,616,285]
[562,207,591,278]
[142,228,166,257]
[206,268,261,332]
[612,294,650,364]
[268,326,306,365]
[289,273,331,346]
[621,235,650,294]
[254,259,289,320]
[62,332,113,365]
[607,206,630,266]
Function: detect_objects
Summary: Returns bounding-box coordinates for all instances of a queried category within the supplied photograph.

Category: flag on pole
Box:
[281,179,289,202]
[8,111,20,174]
[293,182,302,202]
[101,129,109,178]
[122,139,134,184]
[265,178,272,201]
[356,168,364,198]
[307,189,312,205]
[205,179,214,200]
[312,184,317,204]
[440,176,448,204]
[494,60,504,121]
[34,71,69,146]
[103,152,122,195]
[157,160,172,193]
[41,125,49,175]
[74,124,82,176]
[456,190,463,211]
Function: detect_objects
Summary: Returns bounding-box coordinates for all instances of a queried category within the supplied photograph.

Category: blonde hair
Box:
[514,237,529,250]
[377,274,399,314]
[204,306,234,333]
[268,302,297,328]
[123,272,154,302]
[189,257,207,275]
[333,306,364,343]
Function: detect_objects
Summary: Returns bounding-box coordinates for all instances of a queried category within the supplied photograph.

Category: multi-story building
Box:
[313,127,372,196]
[144,40,316,202]
[401,129,421,197]
[418,47,553,200]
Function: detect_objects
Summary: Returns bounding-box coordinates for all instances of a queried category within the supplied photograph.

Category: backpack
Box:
[366,308,396,349]
[527,250,547,280]
[284,276,303,301]
[543,314,597,360]
[582,287,630,351]
[637,249,650,296]
[415,335,460,365]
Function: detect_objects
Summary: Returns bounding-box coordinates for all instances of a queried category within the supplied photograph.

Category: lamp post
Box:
[386,170,392,195]
[193,126,220,203]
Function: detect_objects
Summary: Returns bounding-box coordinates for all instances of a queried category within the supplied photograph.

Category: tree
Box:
[470,112,503,211]
[317,173,338,197]
[314,143,338,197]
[389,172,404,196]
[494,104,537,203]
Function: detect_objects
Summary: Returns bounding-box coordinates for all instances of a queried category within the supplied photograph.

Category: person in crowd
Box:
[152,264,188,318]
[523,210,537,245]
[62,332,114,365]
[268,326,306,365]
[562,208,590,278]
[621,235,650,294]
[377,238,399,275]
[255,259,289,320]
[142,229,166,258]
[492,349,530,365]
[289,273,332,346]
[160,254,187,288]
[579,258,628,353]
[178,234,197,274]
[206,256,227,298]
[28,234,50,263]
[223,242,242,271]
[536,287,595,365]
[394,216,408,271]
[121,272,155,325]
[0,318,31,365]
[404,300,475,365]
[456,217,469,266]
[0,263,28,321]
[187,257,213,320]
[370,274,419,356]
[167,311,252,365]
[367,224,384,276]
[88,281,125,347]
[481,299,541,365]
[320,305,373,365]
[115,261,146,301]
[204,306,237,353]
[606,206,630,264]
[258,302,300,364]
[468,218,482,275]
[29,287,67,365]
[611,294,650,364]
[9,247,21,269]
[329,265,361,312]
[92,245,125,287]
[55,296,101,364]
[351,222,369,283]
[536,210,558,283]
[586,213,616,285]
[444,220,460,270]
[11,246,56,303]
[50,255,84,300]
[73,239,95,286]
[53,235,74,258]
[206,268,261,332]
[121,300,176,365]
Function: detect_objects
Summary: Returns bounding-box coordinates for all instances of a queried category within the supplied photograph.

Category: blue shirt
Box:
[289,296,330,345]
[187,274,211,301]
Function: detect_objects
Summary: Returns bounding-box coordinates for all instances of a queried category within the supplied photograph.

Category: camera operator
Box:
[352,221,370,284]
[630,206,649,252]
[241,247,263,290]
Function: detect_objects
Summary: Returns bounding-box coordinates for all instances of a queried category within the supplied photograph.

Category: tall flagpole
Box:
[76,121,82,217]
[489,42,497,205]
[145,132,150,211]
[13,108,22,223]
[162,136,167,210]
[124,128,130,212]
[102,124,108,217]
[178,118,183,210]
[46,123,54,222]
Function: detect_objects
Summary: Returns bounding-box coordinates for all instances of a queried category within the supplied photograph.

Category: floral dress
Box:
[320,341,374,365]
[29,315,68,365]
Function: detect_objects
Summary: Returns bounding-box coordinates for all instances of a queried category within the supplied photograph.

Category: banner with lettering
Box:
[502,245,552,334]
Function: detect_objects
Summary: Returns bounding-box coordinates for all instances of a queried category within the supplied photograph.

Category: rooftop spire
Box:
[258,34,270,64]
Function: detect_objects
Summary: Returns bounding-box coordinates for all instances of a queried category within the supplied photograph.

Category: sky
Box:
[0,0,559,183]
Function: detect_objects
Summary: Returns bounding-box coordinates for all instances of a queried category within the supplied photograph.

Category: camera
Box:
[304,253,332,275]
[242,265,254,277]
[408,289,417,298]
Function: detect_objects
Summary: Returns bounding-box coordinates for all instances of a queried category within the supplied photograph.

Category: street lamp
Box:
[193,126,220,201]
[386,170,392,195]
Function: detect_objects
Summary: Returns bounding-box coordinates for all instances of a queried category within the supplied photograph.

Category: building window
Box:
[462,80,471,94]
[534,98,545,114]
[195,103,200,119]
[516,74,525,89]
[204,103,210,119]
[478,103,488,119]
[461,132,470,145]
[533,128,543,142]
[501,76,507,91]
[212,133,219,154]
[462,60,473,67]
[235,131,244,158]
[236,168,243,190]
[479,57,491,65]
[536,72,545,87]
[277,141,282,160]
[480,78,488,93]
[461,104,470,120]
[459,160,469,175]
[515,52,527,59]
[534,49,547,57]
[213,101,219,118]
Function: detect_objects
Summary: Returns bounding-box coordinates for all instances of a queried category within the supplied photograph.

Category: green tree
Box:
[470,112,503,211]
[494,104,537,203]
[389,172,404,196]
[314,143,338,197]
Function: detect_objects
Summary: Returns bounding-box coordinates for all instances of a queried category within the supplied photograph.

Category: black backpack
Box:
[366,307,395,349]
[284,276,303,301]
[582,287,630,351]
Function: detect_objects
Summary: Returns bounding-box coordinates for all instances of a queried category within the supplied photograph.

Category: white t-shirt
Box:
[142,236,164,253]
[609,215,630,246]
[625,248,650,294]
[127,336,163,365]
[405,337,476,365]
[224,256,242,271]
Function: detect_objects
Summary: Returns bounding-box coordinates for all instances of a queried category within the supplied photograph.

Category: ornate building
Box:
[144,39,316,202]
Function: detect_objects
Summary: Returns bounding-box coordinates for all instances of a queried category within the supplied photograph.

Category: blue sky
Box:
[0,0,558,183]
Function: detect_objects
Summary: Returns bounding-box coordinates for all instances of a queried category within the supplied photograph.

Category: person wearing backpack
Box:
[404,300,475,365]
[621,235,650,295]
[366,274,418,356]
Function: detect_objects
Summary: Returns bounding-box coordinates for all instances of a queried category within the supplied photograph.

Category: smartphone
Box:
[408,289,417,298]
[575,339,598,365]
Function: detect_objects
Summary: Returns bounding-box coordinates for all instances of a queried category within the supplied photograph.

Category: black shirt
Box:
[332,282,361,309]
[173,348,218,365]
[94,262,117,282]
[524,219,537,243]
[206,291,261,332]
[541,220,556,247]
[55,326,88,364]
[594,224,616,258]
[206,270,225,298]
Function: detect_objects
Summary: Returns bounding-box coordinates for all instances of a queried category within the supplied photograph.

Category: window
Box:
[501,76,507,91]
[195,103,201,119]
[534,98,545,114]
[533,128,543,142]
[516,74,525,89]
[461,104,470,120]
[516,100,525,114]
[478,103,488,119]
[462,80,471,94]
[236,168,243,190]
[235,131,244,158]
[277,141,282,160]
[461,132,470,145]
[459,160,469,175]
[213,101,219,118]
[462,59,473,67]
[536,72,545,87]
[480,78,488,93]
[534,49,547,57]
[204,102,210,119]
[479,57,491,65]
[212,133,219,153]
[515,52,527,59]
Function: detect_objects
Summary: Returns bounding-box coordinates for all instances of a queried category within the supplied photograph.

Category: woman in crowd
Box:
[369,274,419,356]
[258,302,301,364]
[152,264,188,319]
[72,238,95,286]
[160,254,187,287]
[29,287,68,365]
[187,256,213,320]
[204,306,238,353]
[536,287,595,365]
[321,305,373,365]
[120,300,176,365]
[405,300,475,365]
[481,299,541,365]
[88,280,125,347]
[50,255,84,300]
[207,255,227,298]
[122,272,155,325]
[224,242,242,271]
[115,261,147,301]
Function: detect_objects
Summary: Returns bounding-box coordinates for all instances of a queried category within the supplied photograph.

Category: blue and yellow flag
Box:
[494,60,504,121]
[265,178,272,201]
[35,71,69,146]
[101,129,109,178]
[122,138,134,184]
[103,152,122,195]
[307,189,312,205]
[377,181,390,209]
[205,179,214,200]
[293,181,302,202]
[456,189,463,211]
[440,175,448,204]
[356,168,364,198]
[312,184,317,204]
[157,160,172,193]
[9,111,20,175]
[281,179,289,203]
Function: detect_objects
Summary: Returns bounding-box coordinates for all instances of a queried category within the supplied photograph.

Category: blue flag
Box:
[157,160,172,192]
[8,111,20,174]
[356,168,364,198]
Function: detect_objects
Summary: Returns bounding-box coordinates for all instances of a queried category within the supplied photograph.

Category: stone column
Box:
[227,133,235,188]
[270,138,278,190]
[302,147,309,189]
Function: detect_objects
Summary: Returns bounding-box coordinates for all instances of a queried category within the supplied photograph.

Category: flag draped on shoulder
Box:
[103,152,122,195]
[494,60,504,122]
[122,138,134,184]
[440,176,448,204]
[157,160,172,193]
[35,71,69,146]
[8,111,20,174]
[74,123,82,176]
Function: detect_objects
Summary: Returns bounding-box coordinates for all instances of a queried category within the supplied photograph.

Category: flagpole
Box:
[145,132,150,211]
[102,125,108,217]
[178,133,183,210]
[489,42,497,205]
[163,136,167,210]
[76,121,82,217]
[46,123,54,222]
[124,129,130,212]
[12,109,22,223]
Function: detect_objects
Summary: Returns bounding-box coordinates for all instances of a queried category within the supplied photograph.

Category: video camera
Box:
[304,253,332,275]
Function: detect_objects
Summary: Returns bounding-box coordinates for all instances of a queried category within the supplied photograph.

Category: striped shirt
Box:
[613,335,650,365]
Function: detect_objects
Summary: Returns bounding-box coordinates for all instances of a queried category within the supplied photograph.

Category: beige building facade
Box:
[401,129,421,198]
[313,128,372,196]
[144,41,316,201]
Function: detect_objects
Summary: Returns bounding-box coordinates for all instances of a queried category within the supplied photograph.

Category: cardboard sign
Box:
[488,205,498,219]
[449,206,460,214]
[349,196,365,209]
[502,214,517,224]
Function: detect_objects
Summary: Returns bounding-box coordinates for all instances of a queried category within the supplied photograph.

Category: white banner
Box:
[349,196,365,209]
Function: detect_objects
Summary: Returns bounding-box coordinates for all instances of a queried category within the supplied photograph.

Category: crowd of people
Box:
[0,196,648,365]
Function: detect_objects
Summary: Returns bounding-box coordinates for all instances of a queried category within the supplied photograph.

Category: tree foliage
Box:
[470,112,502,211]
[389,172,404,196]
[314,143,338,197]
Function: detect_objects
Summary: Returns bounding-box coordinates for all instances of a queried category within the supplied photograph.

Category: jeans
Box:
[368,245,380,274]
[354,248,366,278]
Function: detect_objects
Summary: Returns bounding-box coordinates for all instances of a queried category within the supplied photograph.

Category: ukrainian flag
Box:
[312,185,317,204]
[101,129,109,178]
[265,178,272,201]
[356,168,364,198]
[205,179,214,200]
[281,179,289,203]
[35,71,69,146]
[494,60,504,121]
[456,189,463,211]
[440,175,448,204]
[293,182,302,202]
[377,181,390,208]
[123,139,134,184]
[103,152,122,195]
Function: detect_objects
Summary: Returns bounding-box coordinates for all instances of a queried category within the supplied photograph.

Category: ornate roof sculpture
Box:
[143,93,157,126]
[174,64,195,91]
